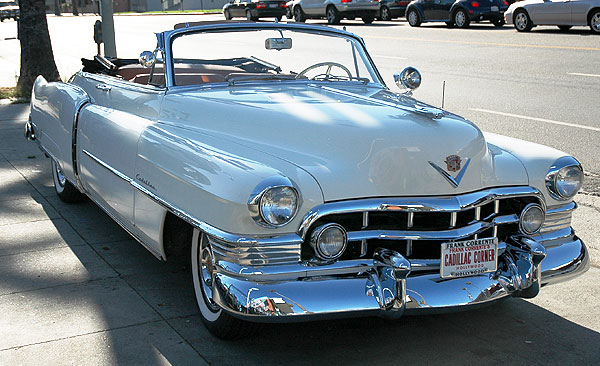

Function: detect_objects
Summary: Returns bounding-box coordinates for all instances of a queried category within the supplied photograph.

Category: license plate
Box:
[440,237,498,278]
[491,6,499,11]
[269,3,278,7]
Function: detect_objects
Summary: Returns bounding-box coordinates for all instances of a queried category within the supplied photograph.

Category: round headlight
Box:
[546,157,583,200]
[259,186,299,227]
[519,203,545,235]
[310,223,347,260]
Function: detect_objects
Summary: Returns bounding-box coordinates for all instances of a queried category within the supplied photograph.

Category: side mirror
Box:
[393,67,421,95]
[139,51,156,68]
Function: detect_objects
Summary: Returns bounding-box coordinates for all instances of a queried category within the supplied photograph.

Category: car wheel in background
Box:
[246,9,257,21]
[453,8,470,28]
[362,14,375,24]
[492,18,505,27]
[514,9,533,32]
[224,9,232,20]
[557,25,572,31]
[380,6,391,21]
[327,5,341,24]
[294,6,306,22]
[590,10,600,34]
[52,160,84,203]
[286,7,292,19]
[192,229,254,340]
[407,9,421,27]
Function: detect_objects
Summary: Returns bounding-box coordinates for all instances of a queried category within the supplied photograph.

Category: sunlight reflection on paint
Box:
[269,93,331,124]
[303,90,381,128]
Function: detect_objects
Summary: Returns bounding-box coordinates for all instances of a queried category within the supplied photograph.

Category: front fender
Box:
[135,123,324,237]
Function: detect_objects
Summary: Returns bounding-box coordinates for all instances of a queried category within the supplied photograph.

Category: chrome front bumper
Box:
[210,232,588,321]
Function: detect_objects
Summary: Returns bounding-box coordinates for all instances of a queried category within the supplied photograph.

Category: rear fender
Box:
[30,76,89,184]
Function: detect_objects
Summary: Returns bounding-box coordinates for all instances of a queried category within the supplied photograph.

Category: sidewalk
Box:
[0,102,599,365]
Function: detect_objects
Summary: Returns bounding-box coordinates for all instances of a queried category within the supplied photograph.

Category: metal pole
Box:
[99,0,117,58]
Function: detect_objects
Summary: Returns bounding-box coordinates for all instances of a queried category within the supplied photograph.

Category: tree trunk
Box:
[73,0,79,16]
[16,0,60,97]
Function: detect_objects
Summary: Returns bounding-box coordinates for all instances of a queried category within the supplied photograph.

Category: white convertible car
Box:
[26,21,588,339]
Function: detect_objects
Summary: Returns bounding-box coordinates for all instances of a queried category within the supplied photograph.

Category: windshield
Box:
[170,28,381,87]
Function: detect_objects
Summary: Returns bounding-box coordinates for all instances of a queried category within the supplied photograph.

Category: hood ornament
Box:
[429,156,471,188]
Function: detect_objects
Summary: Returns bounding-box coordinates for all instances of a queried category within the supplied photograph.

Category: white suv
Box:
[291,0,380,24]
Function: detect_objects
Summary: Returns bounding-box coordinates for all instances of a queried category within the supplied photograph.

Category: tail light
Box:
[398,1,410,4]
[256,3,266,8]
[504,0,508,5]
[471,1,479,7]
[280,2,287,7]
[341,0,352,3]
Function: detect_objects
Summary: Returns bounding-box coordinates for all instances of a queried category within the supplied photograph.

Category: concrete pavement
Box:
[0,102,599,365]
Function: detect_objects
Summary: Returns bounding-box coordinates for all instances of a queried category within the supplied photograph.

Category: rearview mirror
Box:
[265,38,292,50]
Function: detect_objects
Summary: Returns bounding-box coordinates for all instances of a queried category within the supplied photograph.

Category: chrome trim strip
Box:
[81,149,303,248]
[298,186,544,239]
[346,214,518,242]
[78,71,165,93]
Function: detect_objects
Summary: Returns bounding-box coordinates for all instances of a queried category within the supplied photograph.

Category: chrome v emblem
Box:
[428,158,471,188]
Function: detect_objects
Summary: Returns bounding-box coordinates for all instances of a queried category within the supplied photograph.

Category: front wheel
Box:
[514,9,533,32]
[362,15,375,24]
[454,8,470,28]
[492,18,505,27]
[246,9,257,21]
[294,6,306,22]
[590,10,600,34]
[191,229,254,340]
[407,9,421,27]
[380,6,391,21]
[326,6,341,25]
[224,9,232,20]
[52,160,84,203]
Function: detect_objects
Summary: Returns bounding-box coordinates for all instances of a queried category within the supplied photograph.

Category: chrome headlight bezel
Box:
[248,176,300,228]
[545,156,583,200]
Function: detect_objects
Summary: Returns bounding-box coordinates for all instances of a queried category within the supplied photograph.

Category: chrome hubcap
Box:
[408,11,417,25]
[199,236,219,311]
[592,13,600,31]
[515,13,527,30]
[327,9,335,22]
[382,7,389,20]
[455,11,465,27]
[55,163,66,187]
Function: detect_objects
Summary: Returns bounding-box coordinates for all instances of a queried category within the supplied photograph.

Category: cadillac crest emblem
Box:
[445,155,461,172]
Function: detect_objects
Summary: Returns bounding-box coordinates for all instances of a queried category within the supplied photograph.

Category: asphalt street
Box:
[0,13,599,365]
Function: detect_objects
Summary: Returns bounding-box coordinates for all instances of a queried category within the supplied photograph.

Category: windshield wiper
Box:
[227,74,297,85]
[312,75,370,84]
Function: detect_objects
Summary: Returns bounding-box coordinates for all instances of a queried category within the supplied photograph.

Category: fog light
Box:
[310,223,347,260]
[519,203,545,235]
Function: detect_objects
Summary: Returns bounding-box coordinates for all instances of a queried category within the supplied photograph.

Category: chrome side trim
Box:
[72,98,89,191]
[81,149,303,249]
[298,186,544,239]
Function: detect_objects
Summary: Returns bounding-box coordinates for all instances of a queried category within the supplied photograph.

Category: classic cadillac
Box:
[26,21,588,339]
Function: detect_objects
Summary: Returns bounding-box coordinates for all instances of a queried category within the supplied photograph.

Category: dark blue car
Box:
[405,0,508,28]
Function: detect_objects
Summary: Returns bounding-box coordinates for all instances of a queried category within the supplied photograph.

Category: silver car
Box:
[505,0,600,33]
[291,0,380,24]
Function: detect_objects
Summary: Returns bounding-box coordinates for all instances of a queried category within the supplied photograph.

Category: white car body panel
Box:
[506,0,600,26]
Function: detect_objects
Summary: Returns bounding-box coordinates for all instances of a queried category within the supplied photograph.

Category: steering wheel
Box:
[296,62,353,80]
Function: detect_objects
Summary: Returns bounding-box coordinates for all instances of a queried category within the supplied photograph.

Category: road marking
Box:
[366,35,600,52]
[568,72,600,78]
[372,55,408,60]
[470,108,600,133]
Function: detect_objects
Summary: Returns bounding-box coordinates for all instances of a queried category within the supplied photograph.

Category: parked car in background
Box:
[27,21,589,340]
[223,0,287,21]
[0,1,19,21]
[505,0,600,34]
[286,0,295,18]
[406,0,509,28]
[291,0,380,24]
[379,0,410,20]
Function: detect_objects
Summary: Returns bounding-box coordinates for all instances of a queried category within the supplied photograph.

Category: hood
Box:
[160,84,528,201]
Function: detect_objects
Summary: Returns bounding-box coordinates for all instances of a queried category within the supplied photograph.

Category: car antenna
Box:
[441,81,446,109]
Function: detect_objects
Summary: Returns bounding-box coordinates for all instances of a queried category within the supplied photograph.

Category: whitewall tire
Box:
[52,160,84,203]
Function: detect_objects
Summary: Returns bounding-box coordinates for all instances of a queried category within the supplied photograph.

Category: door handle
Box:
[95,83,112,92]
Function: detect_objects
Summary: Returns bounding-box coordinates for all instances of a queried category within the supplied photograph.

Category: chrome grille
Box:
[299,187,545,266]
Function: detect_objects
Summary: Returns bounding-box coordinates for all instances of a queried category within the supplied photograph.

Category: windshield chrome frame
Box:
[160,22,386,89]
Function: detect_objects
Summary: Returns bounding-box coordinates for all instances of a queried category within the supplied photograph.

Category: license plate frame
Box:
[491,6,499,11]
[440,237,498,279]
[269,3,278,8]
